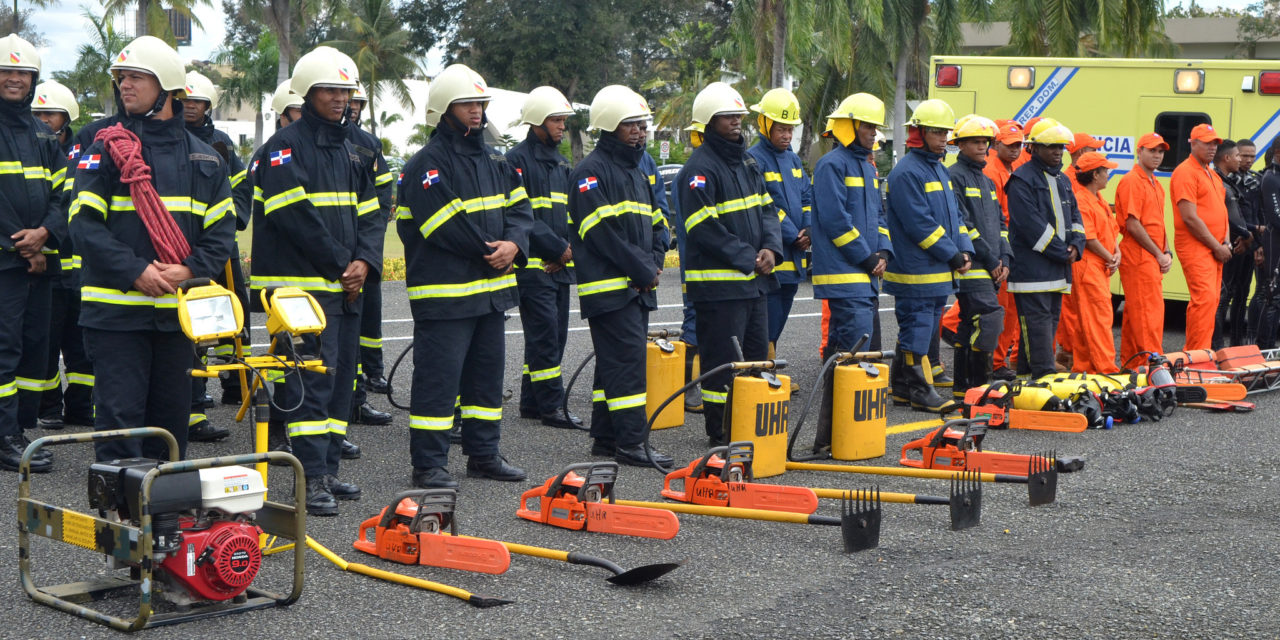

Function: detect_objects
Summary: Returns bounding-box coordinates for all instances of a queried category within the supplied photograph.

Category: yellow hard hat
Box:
[183,70,219,109]
[908,99,956,130]
[949,114,997,142]
[750,88,802,125]
[111,35,187,93]
[588,84,650,132]
[692,82,749,125]
[1026,117,1074,145]
[425,63,491,126]
[520,86,574,126]
[33,80,78,121]
[271,79,303,114]
[0,34,40,74]
[291,46,358,97]
[825,93,884,127]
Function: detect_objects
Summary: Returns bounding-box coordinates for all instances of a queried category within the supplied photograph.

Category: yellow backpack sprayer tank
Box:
[787,335,893,464]
[646,330,685,430]
[726,362,792,478]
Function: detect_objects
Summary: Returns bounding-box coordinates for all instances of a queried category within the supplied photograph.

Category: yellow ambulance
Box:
[929,55,1280,301]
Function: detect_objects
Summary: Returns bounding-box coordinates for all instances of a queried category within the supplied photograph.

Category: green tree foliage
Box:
[990,0,1174,57]
[326,0,420,136]
[214,31,279,148]
[103,0,212,43]
[1239,1,1280,58]
[222,0,346,85]
[395,0,462,59]
[51,8,130,121]
[2,2,52,45]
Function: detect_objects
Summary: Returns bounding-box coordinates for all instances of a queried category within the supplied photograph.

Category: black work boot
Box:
[971,351,995,390]
[905,353,958,414]
[351,402,392,425]
[466,455,527,481]
[305,476,338,516]
[340,439,361,459]
[412,466,458,489]
[324,474,362,501]
[189,418,231,442]
[889,348,910,406]
[930,362,954,388]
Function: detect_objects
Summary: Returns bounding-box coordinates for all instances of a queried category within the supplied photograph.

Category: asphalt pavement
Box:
[4,281,1279,639]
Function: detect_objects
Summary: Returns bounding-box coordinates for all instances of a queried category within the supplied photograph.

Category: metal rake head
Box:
[1027,451,1059,506]
[841,488,882,552]
[949,470,982,530]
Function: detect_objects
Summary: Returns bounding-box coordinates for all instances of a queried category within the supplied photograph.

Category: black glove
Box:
[859,253,882,273]
[947,252,968,271]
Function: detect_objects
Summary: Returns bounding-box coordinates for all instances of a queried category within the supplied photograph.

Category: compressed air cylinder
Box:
[646,340,686,429]
[831,363,889,460]
[728,374,792,478]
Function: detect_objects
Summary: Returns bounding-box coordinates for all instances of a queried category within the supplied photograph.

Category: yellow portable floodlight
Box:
[177,281,244,344]
[261,286,327,337]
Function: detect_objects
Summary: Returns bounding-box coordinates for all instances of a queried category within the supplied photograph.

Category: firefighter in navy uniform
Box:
[345,87,394,428]
[747,88,812,361]
[397,64,532,488]
[508,86,582,429]
[181,70,246,443]
[70,35,235,463]
[883,99,973,414]
[32,80,94,432]
[676,82,783,444]
[569,85,672,466]
[1006,118,1085,378]
[946,115,1010,399]
[251,47,383,514]
[0,35,67,472]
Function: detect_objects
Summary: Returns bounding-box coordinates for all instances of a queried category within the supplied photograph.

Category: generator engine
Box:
[87,459,267,606]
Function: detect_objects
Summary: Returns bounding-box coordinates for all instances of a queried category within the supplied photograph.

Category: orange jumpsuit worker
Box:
[985,121,1025,378]
[1069,152,1121,373]
[1171,123,1230,351]
[1058,131,1105,370]
[1115,133,1171,364]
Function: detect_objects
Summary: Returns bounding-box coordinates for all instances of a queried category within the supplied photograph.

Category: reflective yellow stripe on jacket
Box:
[81,286,178,308]
[406,274,517,300]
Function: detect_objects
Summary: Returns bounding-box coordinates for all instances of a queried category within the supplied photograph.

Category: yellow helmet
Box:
[33,80,78,121]
[183,70,219,109]
[750,88,802,125]
[691,82,748,125]
[424,63,491,127]
[1026,117,1074,145]
[949,114,997,142]
[0,34,40,74]
[908,99,956,130]
[588,84,650,132]
[271,79,303,115]
[110,35,187,93]
[291,46,358,97]
[825,93,884,127]
[520,86,574,126]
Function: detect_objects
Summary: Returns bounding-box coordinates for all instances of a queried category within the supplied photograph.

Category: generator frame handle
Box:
[18,428,307,632]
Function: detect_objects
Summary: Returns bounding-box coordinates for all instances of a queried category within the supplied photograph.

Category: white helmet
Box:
[588,85,650,132]
[0,34,40,75]
[519,86,574,127]
[110,35,187,93]
[692,82,748,126]
[351,86,368,103]
[425,64,491,127]
[291,46,358,97]
[32,80,78,121]
[271,79,303,115]
[183,70,219,109]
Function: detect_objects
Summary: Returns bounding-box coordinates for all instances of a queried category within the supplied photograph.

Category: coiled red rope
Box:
[94,123,191,264]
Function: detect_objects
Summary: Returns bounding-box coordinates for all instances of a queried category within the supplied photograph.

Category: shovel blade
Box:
[840,488,881,552]
[585,502,681,539]
[950,470,982,530]
[727,482,819,514]
[605,562,682,586]
[1027,452,1059,507]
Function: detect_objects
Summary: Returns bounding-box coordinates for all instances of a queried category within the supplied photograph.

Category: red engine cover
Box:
[159,518,263,601]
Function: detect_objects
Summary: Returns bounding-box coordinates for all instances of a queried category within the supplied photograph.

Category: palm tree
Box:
[995,0,1172,57]
[215,32,279,148]
[4,0,56,41]
[724,0,818,89]
[326,0,420,137]
[51,8,130,118]
[102,0,212,42]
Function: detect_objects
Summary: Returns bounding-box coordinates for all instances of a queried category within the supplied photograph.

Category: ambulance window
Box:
[1154,112,1211,171]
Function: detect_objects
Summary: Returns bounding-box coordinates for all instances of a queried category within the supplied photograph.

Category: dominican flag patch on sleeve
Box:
[578,176,598,192]
[76,154,100,170]
[251,159,259,173]
[689,175,706,189]
[68,144,80,160]
[421,170,440,188]
[270,148,292,166]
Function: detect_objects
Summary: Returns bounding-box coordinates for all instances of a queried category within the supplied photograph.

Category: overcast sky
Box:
[24,0,1261,75]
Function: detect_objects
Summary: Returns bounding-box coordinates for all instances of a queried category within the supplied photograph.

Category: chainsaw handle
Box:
[545,462,620,503]
[377,489,454,530]
[974,380,1013,408]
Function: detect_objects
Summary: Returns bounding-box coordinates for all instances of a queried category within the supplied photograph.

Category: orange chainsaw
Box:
[900,418,1085,475]
[662,441,818,513]
[353,489,512,574]
[963,381,1092,432]
[517,462,680,539]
